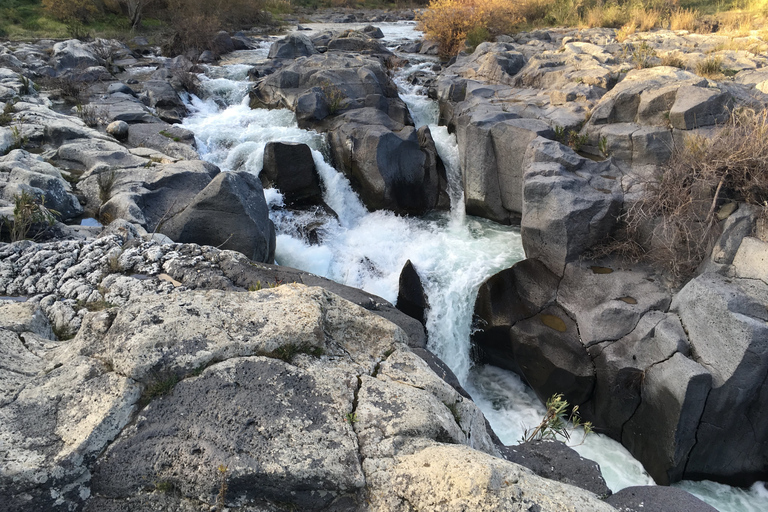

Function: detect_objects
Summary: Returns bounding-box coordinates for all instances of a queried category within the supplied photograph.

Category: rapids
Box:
[177,23,768,512]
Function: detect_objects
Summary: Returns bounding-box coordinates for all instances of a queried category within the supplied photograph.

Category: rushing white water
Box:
[180,24,768,512]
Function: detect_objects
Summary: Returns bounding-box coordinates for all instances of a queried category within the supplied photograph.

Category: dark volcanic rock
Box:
[605,486,719,512]
[89,357,364,510]
[160,171,276,263]
[396,260,429,325]
[261,141,323,205]
[500,440,611,497]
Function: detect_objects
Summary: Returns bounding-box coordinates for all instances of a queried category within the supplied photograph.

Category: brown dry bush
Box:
[606,109,768,280]
[417,0,523,58]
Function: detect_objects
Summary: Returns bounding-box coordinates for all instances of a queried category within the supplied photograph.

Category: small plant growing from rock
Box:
[97,169,118,205]
[0,101,16,126]
[567,131,589,152]
[628,41,657,69]
[598,136,610,157]
[5,191,59,242]
[76,103,101,127]
[521,393,593,445]
[345,412,358,424]
[320,81,347,115]
[696,55,723,78]
[216,465,228,509]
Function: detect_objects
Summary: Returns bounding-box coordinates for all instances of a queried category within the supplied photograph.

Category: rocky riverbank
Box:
[0,15,762,511]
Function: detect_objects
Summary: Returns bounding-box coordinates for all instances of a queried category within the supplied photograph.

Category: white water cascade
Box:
[179,25,768,512]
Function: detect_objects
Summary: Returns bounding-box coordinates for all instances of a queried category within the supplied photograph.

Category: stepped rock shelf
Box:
[0,15,765,512]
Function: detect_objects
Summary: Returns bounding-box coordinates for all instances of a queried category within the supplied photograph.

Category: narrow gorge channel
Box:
[179,23,767,512]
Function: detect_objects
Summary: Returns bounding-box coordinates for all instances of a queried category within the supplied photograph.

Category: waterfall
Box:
[178,25,768,511]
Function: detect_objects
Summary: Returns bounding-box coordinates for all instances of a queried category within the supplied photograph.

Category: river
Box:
[177,21,768,512]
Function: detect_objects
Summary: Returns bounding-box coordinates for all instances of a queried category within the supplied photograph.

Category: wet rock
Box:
[261,141,323,205]
[396,259,429,325]
[326,108,446,214]
[605,486,719,512]
[160,171,276,263]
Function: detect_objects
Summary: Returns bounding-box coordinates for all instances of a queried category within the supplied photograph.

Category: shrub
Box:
[42,0,97,23]
[417,0,523,58]
[613,109,768,280]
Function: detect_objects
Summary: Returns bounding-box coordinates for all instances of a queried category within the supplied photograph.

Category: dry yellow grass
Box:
[670,7,698,31]
[630,7,661,31]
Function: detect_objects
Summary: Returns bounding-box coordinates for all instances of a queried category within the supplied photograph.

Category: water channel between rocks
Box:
[178,21,767,512]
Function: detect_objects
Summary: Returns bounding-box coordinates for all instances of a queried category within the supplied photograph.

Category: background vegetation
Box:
[418,0,768,56]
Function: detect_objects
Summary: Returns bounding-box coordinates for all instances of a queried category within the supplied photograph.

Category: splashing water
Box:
[180,27,768,511]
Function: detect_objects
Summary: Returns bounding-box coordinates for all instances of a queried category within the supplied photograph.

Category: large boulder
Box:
[671,272,768,485]
[160,171,276,263]
[261,141,323,205]
[521,138,623,276]
[78,159,219,230]
[267,33,317,59]
[140,80,187,124]
[327,109,448,214]
[0,149,82,221]
[499,440,611,497]
[396,259,429,325]
[455,110,553,223]
[250,53,448,214]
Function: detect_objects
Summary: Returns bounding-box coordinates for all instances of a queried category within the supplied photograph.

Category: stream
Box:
[177,22,768,512]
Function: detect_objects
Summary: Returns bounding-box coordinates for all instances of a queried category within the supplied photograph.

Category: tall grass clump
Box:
[608,109,768,280]
[669,7,698,30]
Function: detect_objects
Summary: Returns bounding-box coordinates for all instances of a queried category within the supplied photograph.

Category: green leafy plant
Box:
[567,130,588,151]
[19,74,31,95]
[598,136,610,157]
[521,393,593,445]
[629,41,657,69]
[345,412,358,424]
[0,101,15,126]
